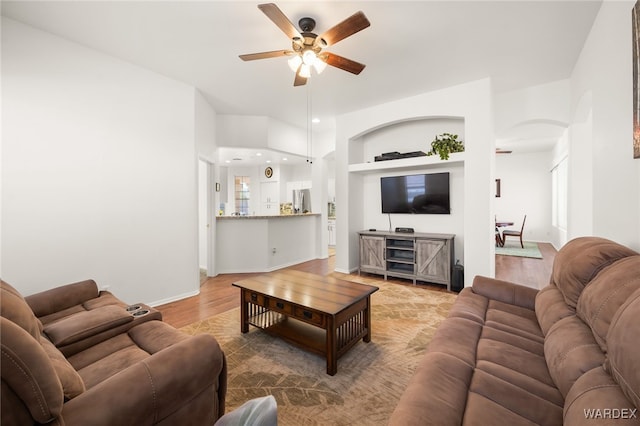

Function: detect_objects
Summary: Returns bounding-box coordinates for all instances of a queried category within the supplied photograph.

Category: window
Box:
[234,176,250,215]
[551,157,567,230]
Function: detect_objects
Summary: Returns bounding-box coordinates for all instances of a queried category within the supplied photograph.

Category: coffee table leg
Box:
[240,290,249,334]
[364,296,372,343]
[326,315,337,376]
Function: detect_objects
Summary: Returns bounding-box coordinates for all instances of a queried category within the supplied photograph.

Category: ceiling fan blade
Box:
[239,50,293,61]
[323,53,366,75]
[315,11,370,48]
[258,3,303,43]
[293,69,308,87]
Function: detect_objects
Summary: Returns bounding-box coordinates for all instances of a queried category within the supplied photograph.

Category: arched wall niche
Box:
[497,118,568,153]
[348,116,465,141]
[348,116,465,165]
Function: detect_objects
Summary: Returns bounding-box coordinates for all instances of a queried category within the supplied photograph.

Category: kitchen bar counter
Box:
[216,213,320,273]
[217,213,320,220]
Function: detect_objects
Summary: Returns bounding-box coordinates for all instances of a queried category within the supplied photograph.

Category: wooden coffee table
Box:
[232,270,379,375]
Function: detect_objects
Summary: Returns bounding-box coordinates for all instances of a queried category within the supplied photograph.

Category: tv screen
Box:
[381,172,450,214]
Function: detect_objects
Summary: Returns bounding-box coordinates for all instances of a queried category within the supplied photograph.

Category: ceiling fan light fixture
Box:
[302,49,317,66]
[299,63,312,78]
[287,55,302,72]
[313,57,327,74]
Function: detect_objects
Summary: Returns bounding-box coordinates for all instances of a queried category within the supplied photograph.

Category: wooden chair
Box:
[494,216,503,247]
[502,215,526,248]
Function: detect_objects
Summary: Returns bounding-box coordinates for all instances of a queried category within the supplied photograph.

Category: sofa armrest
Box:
[26,280,100,317]
[43,305,133,347]
[472,275,538,310]
[60,334,226,425]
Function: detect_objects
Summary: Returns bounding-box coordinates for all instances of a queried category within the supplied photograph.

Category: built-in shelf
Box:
[348,152,465,174]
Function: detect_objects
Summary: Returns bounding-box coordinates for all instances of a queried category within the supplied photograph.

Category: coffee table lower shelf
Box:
[244,300,370,375]
[248,311,326,356]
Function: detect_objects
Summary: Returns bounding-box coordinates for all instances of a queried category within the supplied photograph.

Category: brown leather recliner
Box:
[1,280,227,425]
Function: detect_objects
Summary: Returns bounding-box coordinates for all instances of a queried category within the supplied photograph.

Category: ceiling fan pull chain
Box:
[307,82,312,164]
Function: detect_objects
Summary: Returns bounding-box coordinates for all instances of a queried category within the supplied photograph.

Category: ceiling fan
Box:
[239,3,370,86]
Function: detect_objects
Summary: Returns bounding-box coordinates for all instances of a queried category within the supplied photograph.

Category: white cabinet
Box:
[328,219,336,246]
[260,181,279,215]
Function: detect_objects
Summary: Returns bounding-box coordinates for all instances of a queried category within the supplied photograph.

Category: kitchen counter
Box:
[217,213,320,220]
[216,213,320,273]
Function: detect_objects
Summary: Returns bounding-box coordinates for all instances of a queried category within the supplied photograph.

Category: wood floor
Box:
[157,242,557,328]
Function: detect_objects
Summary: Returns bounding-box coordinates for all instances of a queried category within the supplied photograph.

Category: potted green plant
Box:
[426,133,465,160]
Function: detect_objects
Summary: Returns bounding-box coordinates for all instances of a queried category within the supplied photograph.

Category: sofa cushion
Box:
[40,337,86,399]
[447,287,488,324]
[25,279,99,319]
[563,367,636,425]
[544,315,605,397]
[36,291,125,327]
[577,256,640,353]
[1,280,43,339]
[535,284,574,336]
[390,352,472,425]
[68,321,191,390]
[550,237,637,309]
[0,317,63,423]
[605,287,640,411]
[466,367,563,425]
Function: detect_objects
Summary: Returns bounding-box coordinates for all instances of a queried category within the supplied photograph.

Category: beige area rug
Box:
[181,281,457,426]
[495,241,543,259]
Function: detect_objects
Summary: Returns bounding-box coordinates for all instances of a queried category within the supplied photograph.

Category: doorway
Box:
[198,159,214,282]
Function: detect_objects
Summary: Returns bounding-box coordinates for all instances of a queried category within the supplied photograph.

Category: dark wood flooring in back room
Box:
[157,243,557,328]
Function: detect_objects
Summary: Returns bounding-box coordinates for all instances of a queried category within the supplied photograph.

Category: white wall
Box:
[495,151,552,243]
[569,1,640,250]
[335,79,494,287]
[495,79,570,135]
[551,129,571,248]
[195,90,218,275]
[1,18,200,304]
[198,160,208,270]
[216,115,268,147]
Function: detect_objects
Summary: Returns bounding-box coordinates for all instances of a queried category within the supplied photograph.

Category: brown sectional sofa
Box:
[389,236,640,425]
[1,279,227,425]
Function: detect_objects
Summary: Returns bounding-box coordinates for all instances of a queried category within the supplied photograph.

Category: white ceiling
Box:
[1,1,602,148]
[218,146,310,166]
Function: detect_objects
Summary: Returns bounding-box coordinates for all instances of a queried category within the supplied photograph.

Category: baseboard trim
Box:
[148,289,200,308]
[217,256,320,275]
[334,267,357,275]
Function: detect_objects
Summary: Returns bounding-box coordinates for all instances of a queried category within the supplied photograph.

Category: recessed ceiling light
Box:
[282,157,288,161]
[312,118,320,124]
[266,160,272,163]
[256,152,262,156]
[225,160,231,163]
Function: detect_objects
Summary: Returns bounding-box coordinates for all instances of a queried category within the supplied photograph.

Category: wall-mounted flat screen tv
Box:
[381,172,450,214]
